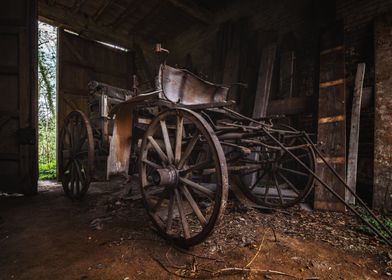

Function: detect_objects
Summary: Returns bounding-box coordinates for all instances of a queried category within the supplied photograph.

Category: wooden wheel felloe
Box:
[59,110,94,199]
[235,126,315,208]
[139,108,228,247]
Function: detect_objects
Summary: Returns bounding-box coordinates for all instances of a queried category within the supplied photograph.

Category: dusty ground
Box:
[0,179,391,280]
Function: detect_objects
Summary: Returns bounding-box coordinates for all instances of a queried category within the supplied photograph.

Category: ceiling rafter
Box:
[110,0,138,29]
[72,0,88,14]
[93,0,115,22]
[166,0,213,25]
[39,1,136,50]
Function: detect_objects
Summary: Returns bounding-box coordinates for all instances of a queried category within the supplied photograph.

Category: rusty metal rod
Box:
[262,127,392,247]
[301,132,392,240]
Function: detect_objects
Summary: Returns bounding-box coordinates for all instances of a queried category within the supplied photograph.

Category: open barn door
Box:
[57,30,134,178]
[0,0,38,194]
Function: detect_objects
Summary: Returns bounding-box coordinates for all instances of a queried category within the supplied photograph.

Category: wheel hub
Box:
[151,166,178,187]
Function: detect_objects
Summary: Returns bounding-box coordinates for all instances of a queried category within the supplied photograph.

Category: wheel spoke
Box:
[179,177,214,199]
[174,189,190,239]
[76,135,87,153]
[279,152,309,164]
[152,191,166,212]
[70,163,75,195]
[180,159,212,174]
[250,170,268,190]
[178,133,199,169]
[143,159,162,169]
[276,172,300,195]
[180,185,207,226]
[147,136,168,162]
[74,160,86,185]
[65,126,74,149]
[239,167,264,177]
[277,166,308,177]
[160,120,174,163]
[175,116,184,164]
[263,175,270,202]
[273,173,284,206]
[166,192,175,233]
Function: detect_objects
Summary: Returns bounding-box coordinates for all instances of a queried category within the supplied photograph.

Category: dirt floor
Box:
[0,179,391,280]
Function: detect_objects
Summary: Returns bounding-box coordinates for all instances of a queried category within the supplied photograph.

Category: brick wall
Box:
[336,0,392,204]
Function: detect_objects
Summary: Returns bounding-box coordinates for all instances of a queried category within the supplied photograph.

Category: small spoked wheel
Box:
[235,126,315,208]
[139,108,228,247]
[59,110,94,199]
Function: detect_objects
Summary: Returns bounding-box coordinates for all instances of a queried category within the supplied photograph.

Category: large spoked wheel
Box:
[139,108,228,247]
[235,126,315,208]
[59,110,94,199]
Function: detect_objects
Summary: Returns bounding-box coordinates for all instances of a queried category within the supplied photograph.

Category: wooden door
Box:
[0,0,38,194]
[57,30,134,176]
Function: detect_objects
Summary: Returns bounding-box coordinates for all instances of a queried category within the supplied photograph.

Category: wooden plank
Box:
[314,22,346,211]
[374,15,392,210]
[0,0,38,194]
[252,44,276,118]
[222,48,241,103]
[346,63,365,204]
[278,51,295,99]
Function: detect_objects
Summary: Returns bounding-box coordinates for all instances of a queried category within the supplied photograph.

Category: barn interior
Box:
[1,0,392,279]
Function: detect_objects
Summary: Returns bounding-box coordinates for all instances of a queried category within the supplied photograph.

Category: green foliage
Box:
[38,22,57,180]
[357,212,392,239]
[39,162,57,180]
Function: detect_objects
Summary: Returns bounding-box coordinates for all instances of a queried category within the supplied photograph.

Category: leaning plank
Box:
[253,44,277,118]
[346,63,365,204]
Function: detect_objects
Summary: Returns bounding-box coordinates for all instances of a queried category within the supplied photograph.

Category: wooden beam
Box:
[346,63,365,204]
[253,44,276,118]
[38,1,135,50]
[166,0,213,24]
[93,0,115,22]
[72,0,88,13]
[110,1,138,29]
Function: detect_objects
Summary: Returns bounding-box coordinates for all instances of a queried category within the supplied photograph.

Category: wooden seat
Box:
[160,65,229,105]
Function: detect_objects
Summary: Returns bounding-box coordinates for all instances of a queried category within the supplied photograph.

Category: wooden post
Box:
[314,23,346,211]
[252,44,277,118]
[346,63,365,204]
[374,15,392,211]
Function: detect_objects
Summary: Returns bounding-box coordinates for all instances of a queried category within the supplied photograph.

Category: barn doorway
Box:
[38,21,57,181]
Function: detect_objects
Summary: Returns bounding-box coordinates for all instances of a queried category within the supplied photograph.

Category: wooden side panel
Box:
[374,15,392,210]
[57,30,134,176]
[0,0,37,194]
[314,23,346,211]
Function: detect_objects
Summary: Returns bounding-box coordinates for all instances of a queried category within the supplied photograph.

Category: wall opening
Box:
[38,21,57,181]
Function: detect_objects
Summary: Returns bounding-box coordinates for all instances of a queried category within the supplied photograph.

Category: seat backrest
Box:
[160,65,229,105]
